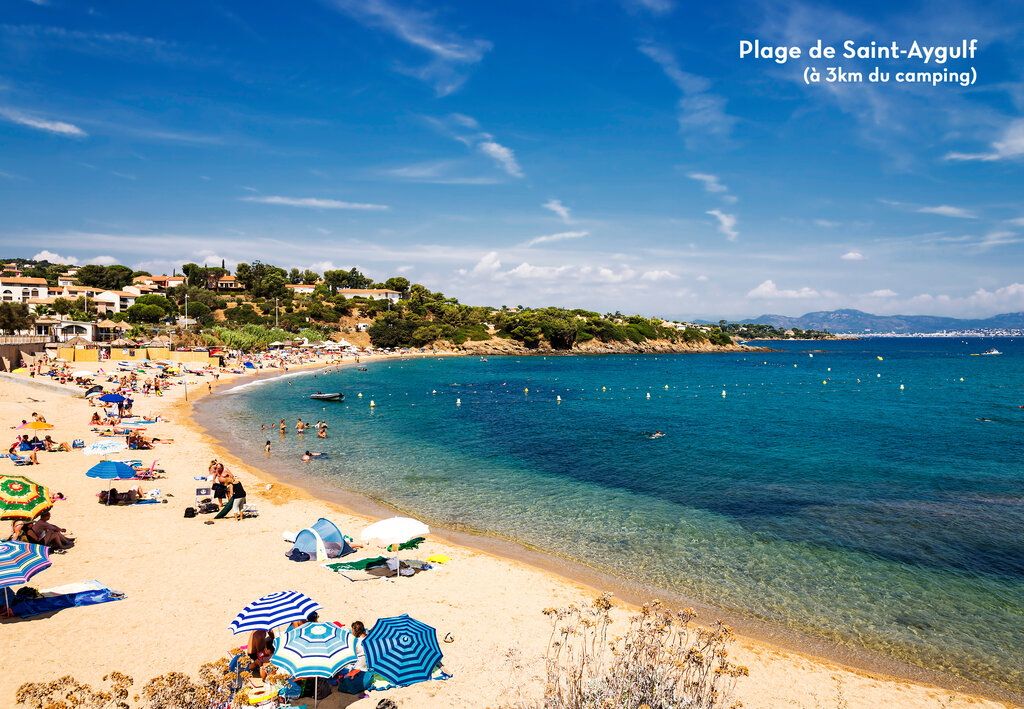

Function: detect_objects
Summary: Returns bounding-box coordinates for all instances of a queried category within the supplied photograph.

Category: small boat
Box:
[309,392,344,401]
[980,349,1002,356]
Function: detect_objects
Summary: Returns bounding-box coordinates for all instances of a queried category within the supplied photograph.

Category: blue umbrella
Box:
[363,614,442,687]
[271,622,358,677]
[272,622,357,707]
[229,591,322,635]
[98,394,125,403]
[86,461,137,480]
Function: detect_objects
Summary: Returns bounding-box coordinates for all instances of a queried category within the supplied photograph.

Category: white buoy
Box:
[456,398,461,406]
[358,392,363,398]
[646,392,651,399]
[721,390,726,397]
[370,400,375,407]
[557,395,562,402]
[877,374,881,378]
[959,377,964,381]
[432,389,437,394]
[900,384,904,390]
[809,353,813,358]
[827,368,831,372]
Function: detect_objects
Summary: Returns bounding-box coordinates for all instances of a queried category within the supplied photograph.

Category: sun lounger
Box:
[7,453,34,466]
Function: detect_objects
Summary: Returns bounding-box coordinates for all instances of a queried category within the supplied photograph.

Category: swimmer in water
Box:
[651,430,665,439]
[302,450,311,462]
[264,440,271,455]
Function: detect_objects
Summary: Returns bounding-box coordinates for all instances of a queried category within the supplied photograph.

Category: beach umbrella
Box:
[82,439,128,456]
[271,622,357,707]
[20,421,54,431]
[363,614,442,687]
[72,370,94,378]
[86,461,137,480]
[0,475,51,521]
[98,393,125,403]
[0,541,52,611]
[11,368,27,374]
[229,591,322,635]
[360,517,429,548]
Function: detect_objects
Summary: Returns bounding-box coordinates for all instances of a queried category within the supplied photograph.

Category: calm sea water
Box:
[209,338,1024,693]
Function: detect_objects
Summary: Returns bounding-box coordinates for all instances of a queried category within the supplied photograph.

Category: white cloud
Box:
[477,140,522,178]
[542,199,572,223]
[641,269,678,281]
[382,160,500,184]
[396,265,414,274]
[841,251,866,261]
[638,42,736,146]
[977,230,1023,249]
[916,205,977,219]
[869,289,898,297]
[241,196,389,210]
[522,230,588,248]
[945,119,1024,162]
[687,172,727,193]
[706,209,738,241]
[90,255,118,266]
[815,219,839,228]
[326,0,491,96]
[629,0,673,14]
[33,250,78,264]
[696,275,709,282]
[747,279,820,299]
[0,108,86,137]
[470,251,502,277]
[1005,217,1024,227]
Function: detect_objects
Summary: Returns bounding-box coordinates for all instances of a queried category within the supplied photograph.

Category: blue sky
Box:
[2,0,1023,319]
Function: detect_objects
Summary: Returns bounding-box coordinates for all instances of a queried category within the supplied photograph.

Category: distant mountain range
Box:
[697,309,1024,334]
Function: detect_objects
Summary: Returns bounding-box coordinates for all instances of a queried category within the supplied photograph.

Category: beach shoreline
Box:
[191,355,1023,707]
[0,355,1018,709]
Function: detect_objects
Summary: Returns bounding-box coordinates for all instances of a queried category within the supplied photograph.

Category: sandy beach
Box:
[0,357,1017,709]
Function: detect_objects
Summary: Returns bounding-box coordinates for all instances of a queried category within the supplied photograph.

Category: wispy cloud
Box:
[706,209,738,241]
[542,199,573,223]
[325,0,491,96]
[380,160,500,184]
[815,219,839,228]
[747,279,820,299]
[841,251,866,261]
[477,140,522,178]
[916,205,978,219]
[868,289,898,297]
[522,230,588,248]
[638,41,736,146]
[687,172,737,203]
[241,195,389,210]
[0,107,86,137]
[628,0,674,15]
[945,119,1024,162]
[427,114,524,178]
[641,269,678,281]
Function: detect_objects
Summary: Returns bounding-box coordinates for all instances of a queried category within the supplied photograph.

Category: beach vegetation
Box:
[126,303,167,323]
[506,595,747,709]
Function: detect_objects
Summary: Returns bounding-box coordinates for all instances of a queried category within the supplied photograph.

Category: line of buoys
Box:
[432,390,437,394]
[721,390,726,397]
[357,392,363,397]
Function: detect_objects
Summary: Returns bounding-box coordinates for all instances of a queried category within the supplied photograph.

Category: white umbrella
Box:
[359,517,429,578]
[85,390,105,398]
[82,439,128,456]
[72,370,94,378]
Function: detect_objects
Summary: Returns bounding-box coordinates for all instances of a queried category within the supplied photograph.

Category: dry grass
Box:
[507,594,748,709]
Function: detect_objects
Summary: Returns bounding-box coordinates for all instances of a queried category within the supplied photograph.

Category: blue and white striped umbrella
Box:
[363,614,442,686]
[229,591,322,635]
[271,622,358,678]
[0,541,52,589]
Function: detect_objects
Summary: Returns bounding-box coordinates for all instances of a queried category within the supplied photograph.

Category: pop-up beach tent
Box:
[290,518,354,562]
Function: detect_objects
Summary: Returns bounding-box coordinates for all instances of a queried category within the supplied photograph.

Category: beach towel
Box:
[325,556,388,572]
[10,580,124,618]
[368,665,451,691]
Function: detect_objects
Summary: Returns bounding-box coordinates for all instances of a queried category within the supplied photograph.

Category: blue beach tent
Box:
[291,518,353,562]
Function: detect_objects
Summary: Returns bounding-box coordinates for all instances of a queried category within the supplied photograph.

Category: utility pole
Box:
[275,297,279,328]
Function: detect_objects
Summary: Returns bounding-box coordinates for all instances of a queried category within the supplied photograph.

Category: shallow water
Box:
[209,338,1024,693]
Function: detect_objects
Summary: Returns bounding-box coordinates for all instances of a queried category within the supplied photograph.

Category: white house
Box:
[286,283,317,295]
[335,288,401,303]
[93,290,138,314]
[0,277,50,304]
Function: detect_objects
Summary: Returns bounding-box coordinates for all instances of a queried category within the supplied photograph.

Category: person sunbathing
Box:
[99,486,144,504]
[42,436,71,452]
[31,511,74,550]
[8,519,41,543]
[90,413,102,425]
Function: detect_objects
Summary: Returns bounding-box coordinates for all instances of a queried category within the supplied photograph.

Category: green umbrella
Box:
[0,475,52,521]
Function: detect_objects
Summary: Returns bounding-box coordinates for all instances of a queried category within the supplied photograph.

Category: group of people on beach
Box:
[208,460,248,521]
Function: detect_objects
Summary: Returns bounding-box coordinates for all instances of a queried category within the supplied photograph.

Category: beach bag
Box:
[287,549,310,562]
[72,439,85,448]
[184,507,197,518]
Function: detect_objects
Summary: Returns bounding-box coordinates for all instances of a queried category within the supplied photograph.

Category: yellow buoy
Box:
[432,390,437,394]
[664,384,669,389]
[456,398,461,405]
[357,392,363,398]
[899,384,904,390]
[524,388,529,394]
[370,400,375,407]
[602,386,606,391]
[877,356,884,361]
[822,380,827,385]
[959,377,964,381]
[721,390,726,397]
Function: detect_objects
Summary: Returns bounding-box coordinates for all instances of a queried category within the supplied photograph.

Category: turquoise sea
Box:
[204,338,1024,695]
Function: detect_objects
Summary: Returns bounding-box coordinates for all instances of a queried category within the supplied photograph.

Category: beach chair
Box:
[195,486,212,508]
[242,503,259,519]
[8,453,34,466]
